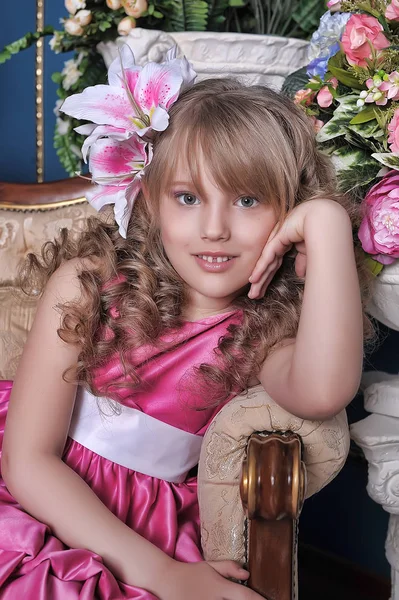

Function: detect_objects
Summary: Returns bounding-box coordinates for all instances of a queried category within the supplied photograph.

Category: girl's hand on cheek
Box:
[160,559,264,600]
[248,203,310,300]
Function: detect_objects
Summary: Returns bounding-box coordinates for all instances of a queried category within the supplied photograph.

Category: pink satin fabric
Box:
[0,310,242,599]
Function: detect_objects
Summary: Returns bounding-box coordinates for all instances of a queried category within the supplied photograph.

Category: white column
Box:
[351,373,399,599]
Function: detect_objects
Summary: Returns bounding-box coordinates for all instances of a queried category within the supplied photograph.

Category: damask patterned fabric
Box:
[198,384,350,562]
[0,202,97,379]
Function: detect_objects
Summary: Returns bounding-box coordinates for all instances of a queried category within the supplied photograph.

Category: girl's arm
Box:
[1,260,173,594]
[253,200,363,420]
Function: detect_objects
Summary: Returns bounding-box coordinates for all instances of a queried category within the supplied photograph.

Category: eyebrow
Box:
[169,181,195,187]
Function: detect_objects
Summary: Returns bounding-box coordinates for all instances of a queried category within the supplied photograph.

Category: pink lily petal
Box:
[61,85,134,131]
[78,124,132,162]
[134,61,183,112]
[166,46,178,61]
[136,106,170,137]
[108,44,138,88]
[167,56,196,92]
[85,183,126,213]
[75,124,97,136]
[114,177,142,238]
[89,136,146,185]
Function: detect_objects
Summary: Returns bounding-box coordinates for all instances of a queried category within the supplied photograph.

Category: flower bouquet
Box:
[293,0,399,273]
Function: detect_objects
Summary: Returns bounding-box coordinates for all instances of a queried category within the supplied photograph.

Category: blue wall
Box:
[0,0,72,182]
[0,1,393,582]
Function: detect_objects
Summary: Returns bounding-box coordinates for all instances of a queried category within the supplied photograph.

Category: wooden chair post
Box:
[240,432,306,600]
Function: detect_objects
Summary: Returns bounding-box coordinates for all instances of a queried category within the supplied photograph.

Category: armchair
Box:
[0,181,350,599]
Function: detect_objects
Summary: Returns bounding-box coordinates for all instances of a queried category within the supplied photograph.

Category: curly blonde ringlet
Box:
[21,77,374,406]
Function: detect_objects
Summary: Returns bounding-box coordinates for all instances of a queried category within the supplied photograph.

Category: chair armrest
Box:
[198,384,350,598]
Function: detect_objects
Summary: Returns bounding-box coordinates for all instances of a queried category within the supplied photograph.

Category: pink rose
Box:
[386,0,399,21]
[359,171,399,264]
[294,88,315,106]
[341,14,390,67]
[316,77,338,108]
[388,109,399,153]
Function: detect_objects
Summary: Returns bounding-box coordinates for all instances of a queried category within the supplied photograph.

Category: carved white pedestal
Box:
[98,27,310,90]
[351,260,399,599]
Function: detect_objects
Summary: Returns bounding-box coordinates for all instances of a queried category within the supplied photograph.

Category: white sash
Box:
[68,388,203,483]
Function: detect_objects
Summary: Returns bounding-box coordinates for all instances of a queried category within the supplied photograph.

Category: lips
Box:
[194,255,237,272]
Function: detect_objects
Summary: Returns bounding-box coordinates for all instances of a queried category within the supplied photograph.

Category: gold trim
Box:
[36,0,44,183]
[0,197,88,212]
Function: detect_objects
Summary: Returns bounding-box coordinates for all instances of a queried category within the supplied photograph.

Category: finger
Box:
[248,258,282,299]
[208,560,249,580]
[295,252,307,278]
[249,238,292,283]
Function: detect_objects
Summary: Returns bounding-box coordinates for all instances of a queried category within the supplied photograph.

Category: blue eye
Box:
[176,193,199,206]
[237,196,259,208]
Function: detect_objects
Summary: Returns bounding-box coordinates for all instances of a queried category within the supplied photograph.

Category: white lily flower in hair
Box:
[61,44,196,142]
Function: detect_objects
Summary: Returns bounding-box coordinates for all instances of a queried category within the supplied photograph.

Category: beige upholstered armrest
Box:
[198,383,350,563]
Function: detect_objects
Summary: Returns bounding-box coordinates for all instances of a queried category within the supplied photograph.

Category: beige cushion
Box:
[0,202,97,379]
[198,384,350,562]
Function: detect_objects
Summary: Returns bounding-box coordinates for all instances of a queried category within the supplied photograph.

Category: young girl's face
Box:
[158,155,278,314]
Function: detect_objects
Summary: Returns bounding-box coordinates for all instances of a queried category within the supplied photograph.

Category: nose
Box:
[200,204,230,241]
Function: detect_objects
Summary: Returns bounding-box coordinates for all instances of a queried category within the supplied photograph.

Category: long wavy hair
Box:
[22,78,374,405]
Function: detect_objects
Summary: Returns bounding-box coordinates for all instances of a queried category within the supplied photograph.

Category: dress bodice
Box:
[92,309,243,436]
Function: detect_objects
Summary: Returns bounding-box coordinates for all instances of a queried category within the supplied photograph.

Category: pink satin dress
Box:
[0,310,242,599]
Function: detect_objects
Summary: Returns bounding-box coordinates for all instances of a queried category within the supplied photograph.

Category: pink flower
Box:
[309,115,324,132]
[341,14,390,67]
[388,108,399,153]
[386,0,399,21]
[294,88,315,106]
[359,171,399,264]
[316,77,338,108]
[361,77,388,105]
[379,71,399,100]
[327,0,342,12]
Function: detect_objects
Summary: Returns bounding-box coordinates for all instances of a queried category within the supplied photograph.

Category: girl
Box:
[0,48,370,599]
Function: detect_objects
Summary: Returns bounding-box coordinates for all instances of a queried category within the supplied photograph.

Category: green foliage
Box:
[0,26,54,64]
[282,67,310,98]
[54,122,84,176]
[291,0,325,37]
[328,146,382,199]
[161,0,210,31]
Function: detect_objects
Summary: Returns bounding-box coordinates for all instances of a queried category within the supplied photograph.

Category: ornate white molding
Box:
[351,375,399,597]
[98,27,309,90]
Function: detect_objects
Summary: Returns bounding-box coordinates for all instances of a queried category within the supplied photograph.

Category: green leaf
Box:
[349,118,384,140]
[371,152,399,170]
[282,67,310,99]
[229,0,245,6]
[0,27,54,64]
[162,0,209,31]
[51,72,63,84]
[316,95,359,143]
[327,146,381,199]
[349,106,377,125]
[364,257,384,277]
[98,21,112,32]
[328,65,364,90]
[292,0,325,35]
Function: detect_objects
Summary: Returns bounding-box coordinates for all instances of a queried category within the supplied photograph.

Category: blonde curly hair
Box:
[22,78,374,405]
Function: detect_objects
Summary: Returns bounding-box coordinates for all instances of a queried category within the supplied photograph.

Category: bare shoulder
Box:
[44,257,98,304]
